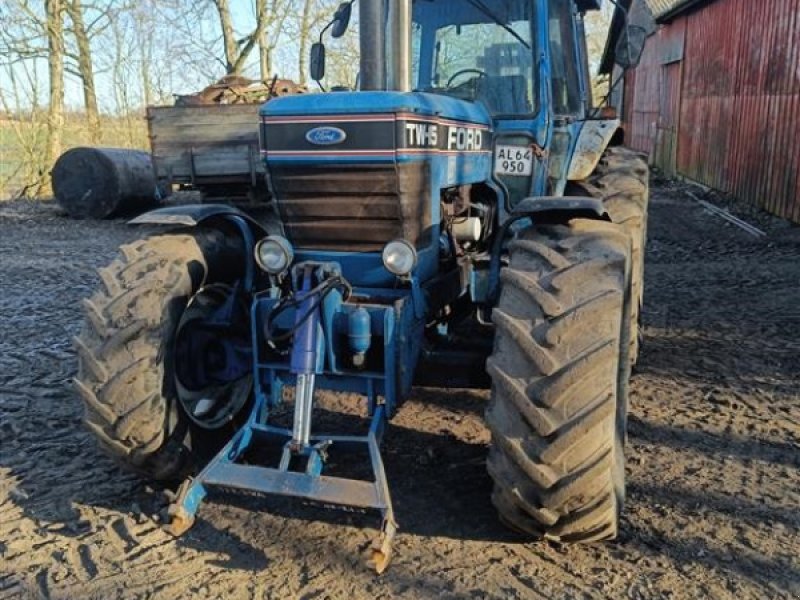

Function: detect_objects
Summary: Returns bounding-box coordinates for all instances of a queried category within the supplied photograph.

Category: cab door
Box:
[546,0,587,194]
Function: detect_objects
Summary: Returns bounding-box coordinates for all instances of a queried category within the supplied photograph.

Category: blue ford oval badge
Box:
[305,126,347,146]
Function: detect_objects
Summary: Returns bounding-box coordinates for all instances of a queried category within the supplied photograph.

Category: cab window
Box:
[412,0,538,117]
[548,0,583,116]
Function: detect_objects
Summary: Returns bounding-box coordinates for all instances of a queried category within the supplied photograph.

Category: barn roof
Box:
[646,0,711,20]
[645,0,690,18]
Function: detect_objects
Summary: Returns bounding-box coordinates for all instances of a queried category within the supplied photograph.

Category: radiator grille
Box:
[268,163,431,252]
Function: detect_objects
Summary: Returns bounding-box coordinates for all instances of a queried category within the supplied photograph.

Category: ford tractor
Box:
[74,0,650,572]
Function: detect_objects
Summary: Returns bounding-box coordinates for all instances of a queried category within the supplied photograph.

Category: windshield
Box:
[411,0,538,117]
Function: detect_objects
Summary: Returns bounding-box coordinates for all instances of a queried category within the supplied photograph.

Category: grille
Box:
[268,163,431,252]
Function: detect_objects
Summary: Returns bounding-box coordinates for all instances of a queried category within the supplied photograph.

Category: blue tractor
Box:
[75,0,649,572]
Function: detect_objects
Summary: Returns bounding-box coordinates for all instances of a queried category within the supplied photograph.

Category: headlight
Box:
[382,239,417,276]
[254,235,293,274]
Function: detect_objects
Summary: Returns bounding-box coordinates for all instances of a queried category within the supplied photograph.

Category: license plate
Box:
[494,145,533,176]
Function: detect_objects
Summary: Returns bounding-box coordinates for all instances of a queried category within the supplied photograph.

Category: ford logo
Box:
[305,126,347,146]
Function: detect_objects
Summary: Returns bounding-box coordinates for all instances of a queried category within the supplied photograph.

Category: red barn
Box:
[602,0,800,222]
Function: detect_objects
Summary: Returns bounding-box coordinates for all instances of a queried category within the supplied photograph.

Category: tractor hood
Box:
[258,91,494,287]
[260,91,492,128]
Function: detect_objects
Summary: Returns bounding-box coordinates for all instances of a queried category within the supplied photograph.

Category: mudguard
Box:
[485,196,609,308]
[129,204,274,292]
[129,203,269,234]
[512,196,609,220]
[567,119,621,181]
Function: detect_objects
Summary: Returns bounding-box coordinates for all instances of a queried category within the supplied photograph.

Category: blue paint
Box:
[250,265,412,417]
[261,91,493,124]
[289,269,319,374]
[348,307,372,356]
[294,245,441,288]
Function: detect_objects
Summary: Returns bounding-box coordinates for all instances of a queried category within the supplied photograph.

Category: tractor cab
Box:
[300,0,607,207]
[410,0,538,118]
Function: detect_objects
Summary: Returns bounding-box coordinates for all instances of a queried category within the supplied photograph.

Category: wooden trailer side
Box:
[147,104,265,199]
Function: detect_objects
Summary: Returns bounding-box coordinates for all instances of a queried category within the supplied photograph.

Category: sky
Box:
[0,0,316,112]
[1,0,611,114]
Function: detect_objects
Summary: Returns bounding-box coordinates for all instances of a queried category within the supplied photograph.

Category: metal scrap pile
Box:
[175,74,307,106]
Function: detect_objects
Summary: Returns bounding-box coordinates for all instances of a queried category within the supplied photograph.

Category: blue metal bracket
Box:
[164,263,398,573]
[409,275,425,319]
[164,405,397,572]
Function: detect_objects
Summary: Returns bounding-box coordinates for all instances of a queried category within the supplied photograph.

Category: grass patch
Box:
[0,112,148,199]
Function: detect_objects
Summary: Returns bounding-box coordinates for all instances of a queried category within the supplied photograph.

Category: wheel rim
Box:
[174,284,253,429]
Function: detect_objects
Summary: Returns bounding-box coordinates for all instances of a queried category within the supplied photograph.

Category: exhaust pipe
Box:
[359,0,411,92]
[359,0,386,90]
[386,0,411,92]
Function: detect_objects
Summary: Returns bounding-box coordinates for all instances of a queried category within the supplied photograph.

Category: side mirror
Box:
[615,24,648,69]
[310,42,326,82]
[331,2,352,39]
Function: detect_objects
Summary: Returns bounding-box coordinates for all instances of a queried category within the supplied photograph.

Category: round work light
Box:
[382,239,417,277]
[254,235,294,275]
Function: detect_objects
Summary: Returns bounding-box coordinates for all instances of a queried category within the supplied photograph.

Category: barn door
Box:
[655,61,682,176]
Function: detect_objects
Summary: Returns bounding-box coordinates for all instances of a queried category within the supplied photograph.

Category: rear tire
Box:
[486,219,631,541]
[74,231,245,481]
[570,146,648,366]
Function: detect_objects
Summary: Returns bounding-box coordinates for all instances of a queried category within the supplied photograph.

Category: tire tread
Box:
[486,219,630,541]
[73,231,227,480]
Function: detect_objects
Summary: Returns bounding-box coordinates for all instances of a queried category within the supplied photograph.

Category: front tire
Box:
[74,231,246,481]
[485,219,631,541]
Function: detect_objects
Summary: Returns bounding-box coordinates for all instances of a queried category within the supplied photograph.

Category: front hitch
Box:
[165,262,398,573]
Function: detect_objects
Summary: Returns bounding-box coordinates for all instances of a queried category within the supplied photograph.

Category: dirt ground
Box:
[1,179,799,599]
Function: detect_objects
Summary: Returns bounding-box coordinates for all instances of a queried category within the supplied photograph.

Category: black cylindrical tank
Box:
[52,147,167,219]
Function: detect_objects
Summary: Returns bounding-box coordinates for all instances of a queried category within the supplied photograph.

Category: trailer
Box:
[146,103,267,204]
[50,77,304,218]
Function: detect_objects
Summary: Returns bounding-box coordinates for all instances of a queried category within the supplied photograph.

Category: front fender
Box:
[130,204,273,292]
[512,196,608,220]
[567,119,621,181]
[129,203,270,236]
[486,196,610,308]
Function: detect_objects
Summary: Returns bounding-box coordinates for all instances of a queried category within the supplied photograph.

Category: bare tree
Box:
[1,0,67,194]
[296,0,316,85]
[0,1,50,196]
[257,0,270,79]
[65,0,100,142]
[139,34,153,107]
[0,0,314,199]
[212,0,239,73]
[44,0,65,194]
[107,13,141,145]
[325,17,360,89]
[132,0,219,98]
[212,0,271,76]
[130,4,154,107]
[260,0,297,81]
[0,55,49,198]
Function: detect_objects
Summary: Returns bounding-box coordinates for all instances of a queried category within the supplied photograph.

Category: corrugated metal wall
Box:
[622,16,687,176]
[623,0,800,222]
